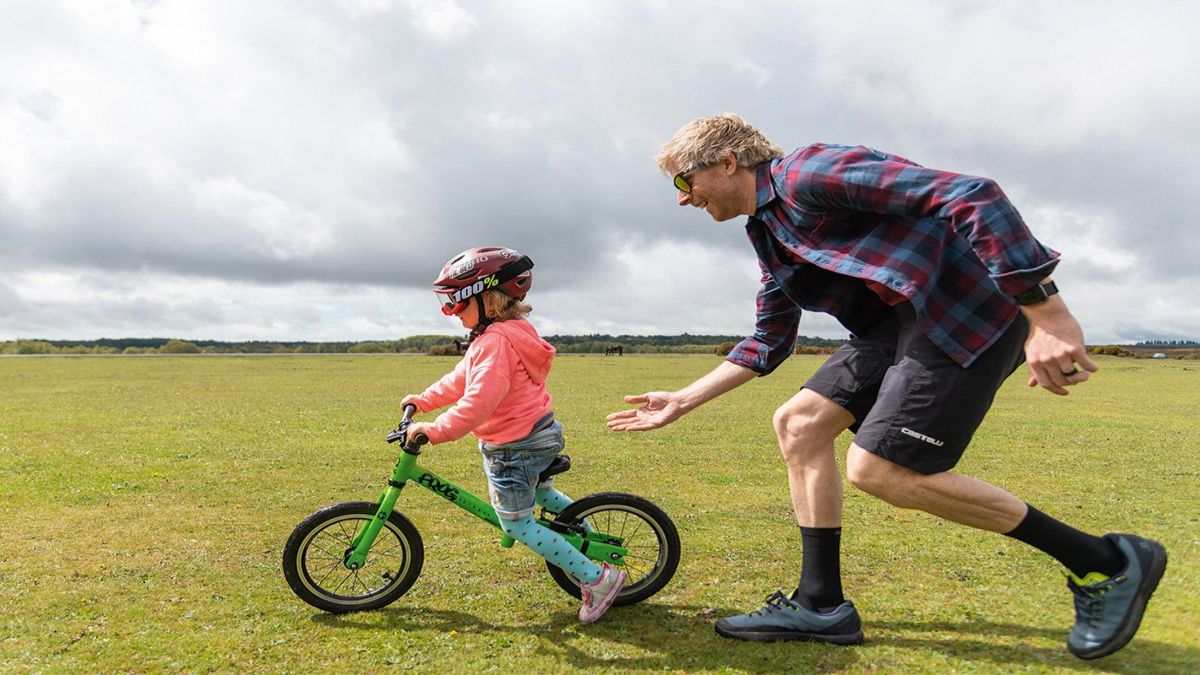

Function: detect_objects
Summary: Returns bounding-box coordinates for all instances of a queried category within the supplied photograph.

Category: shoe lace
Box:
[1067,576,1115,628]
[749,590,794,617]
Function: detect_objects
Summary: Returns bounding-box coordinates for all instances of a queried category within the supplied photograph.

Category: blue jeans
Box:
[479,419,564,520]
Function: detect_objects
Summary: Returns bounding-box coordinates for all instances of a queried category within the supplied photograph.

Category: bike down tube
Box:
[409,466,503,529]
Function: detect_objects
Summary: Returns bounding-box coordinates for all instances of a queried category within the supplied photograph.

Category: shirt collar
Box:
[753,161,777,212]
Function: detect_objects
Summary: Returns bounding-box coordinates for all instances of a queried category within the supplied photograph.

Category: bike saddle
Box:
[538,454,571,483]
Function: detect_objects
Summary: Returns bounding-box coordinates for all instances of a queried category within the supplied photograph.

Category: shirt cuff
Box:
[725,344,769,375]
[991,256,1060,296]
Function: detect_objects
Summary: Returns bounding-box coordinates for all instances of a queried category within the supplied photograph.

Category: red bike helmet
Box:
[433,246,534,316]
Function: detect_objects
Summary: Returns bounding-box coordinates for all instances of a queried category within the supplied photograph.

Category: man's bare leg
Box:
[773,389,854,610]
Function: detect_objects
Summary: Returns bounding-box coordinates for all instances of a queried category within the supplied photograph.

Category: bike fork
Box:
[344,482,404,569]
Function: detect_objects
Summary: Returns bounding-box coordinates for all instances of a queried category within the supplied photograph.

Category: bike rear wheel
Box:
[282,501,423,613]
[545,492,680,606]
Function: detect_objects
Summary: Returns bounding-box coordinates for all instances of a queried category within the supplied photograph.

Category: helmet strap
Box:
[468,295,492,343]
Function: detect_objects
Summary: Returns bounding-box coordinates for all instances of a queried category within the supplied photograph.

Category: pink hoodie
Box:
[410,318,555,445]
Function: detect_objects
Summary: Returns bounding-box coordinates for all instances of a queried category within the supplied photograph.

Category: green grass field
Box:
[1,354,1197,673]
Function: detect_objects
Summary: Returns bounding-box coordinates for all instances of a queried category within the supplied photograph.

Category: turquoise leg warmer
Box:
[499,515,602,584]
[535,486,574,514]
[536,486,593,531]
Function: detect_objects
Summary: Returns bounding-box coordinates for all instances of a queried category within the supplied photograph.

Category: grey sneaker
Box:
[579,562,627,624]
[714,590,864,644]
[1067,533,1167,660]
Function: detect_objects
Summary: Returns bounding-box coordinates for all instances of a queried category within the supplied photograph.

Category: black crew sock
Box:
[793,526,845,611]
[1003,504,1125,578]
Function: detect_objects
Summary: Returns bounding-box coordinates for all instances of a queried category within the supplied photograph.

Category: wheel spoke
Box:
[354,570,372,595]
[623,517,645,548]
[311,558,344,586]
[332,568,357,594]
[371,548,406,564]
[309,540,343,560]
[586,508,664,581]
[296,514,419,602]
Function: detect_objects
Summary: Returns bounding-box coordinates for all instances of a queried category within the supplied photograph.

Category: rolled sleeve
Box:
[725,267,801,376]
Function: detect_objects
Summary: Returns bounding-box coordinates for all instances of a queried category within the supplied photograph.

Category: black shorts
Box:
[803,303,1028,475]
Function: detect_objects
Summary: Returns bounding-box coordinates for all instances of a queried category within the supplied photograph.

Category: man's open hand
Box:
[606,392,685,431]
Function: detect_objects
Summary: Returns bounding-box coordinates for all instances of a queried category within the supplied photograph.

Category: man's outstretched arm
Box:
[606,361,758,432]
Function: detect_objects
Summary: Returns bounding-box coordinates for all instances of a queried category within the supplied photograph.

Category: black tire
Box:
[282,501,423,613]
[545,492,680,606]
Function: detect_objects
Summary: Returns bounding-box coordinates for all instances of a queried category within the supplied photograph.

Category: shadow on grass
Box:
[869,619,1198,673]
[313,606,1195,672]
[312,601,858,672]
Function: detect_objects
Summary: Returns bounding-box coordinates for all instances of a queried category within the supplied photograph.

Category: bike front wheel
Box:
[282,501,424,613]
[545,492,680,606]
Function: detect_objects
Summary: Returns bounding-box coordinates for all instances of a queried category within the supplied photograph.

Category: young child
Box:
[401,246,627,624]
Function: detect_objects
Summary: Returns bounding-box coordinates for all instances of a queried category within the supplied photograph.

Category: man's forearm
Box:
[676,360,758,413]
[1018,292,1071,327]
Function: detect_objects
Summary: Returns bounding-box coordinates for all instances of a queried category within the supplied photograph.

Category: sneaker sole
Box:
[1071,539,1168,660]
[714,623,864,645]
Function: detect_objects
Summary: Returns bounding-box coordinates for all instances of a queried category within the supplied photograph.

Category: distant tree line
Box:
[1088,344,1200,359]
[10,335,1200,359]
[0,335,457,355]
[1,333,848,356]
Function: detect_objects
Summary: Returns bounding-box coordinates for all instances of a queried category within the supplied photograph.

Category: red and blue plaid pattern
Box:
[726,144,1059,373]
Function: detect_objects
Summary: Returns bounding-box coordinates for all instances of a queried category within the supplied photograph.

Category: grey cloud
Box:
[1,1,1198,341]
[0,279,23,318]
[4,294,211,338]
[1112,322,1194,343]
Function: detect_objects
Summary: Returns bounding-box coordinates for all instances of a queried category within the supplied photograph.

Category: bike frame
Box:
[343,442,629,571]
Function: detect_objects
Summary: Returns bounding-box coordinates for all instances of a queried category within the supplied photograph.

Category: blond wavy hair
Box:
[654,113,783,175]
[484,289,532,321]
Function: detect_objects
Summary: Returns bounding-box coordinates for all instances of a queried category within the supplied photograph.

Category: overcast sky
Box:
[2,0,1197,343]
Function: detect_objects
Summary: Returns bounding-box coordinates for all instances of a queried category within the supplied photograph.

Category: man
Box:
[606,114,1166,659]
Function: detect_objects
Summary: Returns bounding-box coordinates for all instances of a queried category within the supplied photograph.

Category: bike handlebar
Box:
[387,403,429,450]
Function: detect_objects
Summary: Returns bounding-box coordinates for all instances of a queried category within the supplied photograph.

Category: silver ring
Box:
[1062,368,1079,377]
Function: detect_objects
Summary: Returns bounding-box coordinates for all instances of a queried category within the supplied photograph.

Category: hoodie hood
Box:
[483,318,555,384]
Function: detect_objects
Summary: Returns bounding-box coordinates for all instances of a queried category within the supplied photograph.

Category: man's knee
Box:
[773,389,853,462]
[846,445,919,506]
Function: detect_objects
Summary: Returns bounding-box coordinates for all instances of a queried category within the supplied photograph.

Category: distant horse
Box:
[604,344,623,356]
[453,339,467,355]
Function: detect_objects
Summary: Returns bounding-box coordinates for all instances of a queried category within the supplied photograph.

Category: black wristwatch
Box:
[1014,280,1059,306]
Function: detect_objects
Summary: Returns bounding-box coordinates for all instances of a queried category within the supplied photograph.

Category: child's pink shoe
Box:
[579,562,627,624]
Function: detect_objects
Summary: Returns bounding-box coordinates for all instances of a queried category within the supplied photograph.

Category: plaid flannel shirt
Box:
[726,143,1059,374]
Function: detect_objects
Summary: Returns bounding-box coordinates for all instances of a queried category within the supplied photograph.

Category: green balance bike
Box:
[283,405,680,613]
